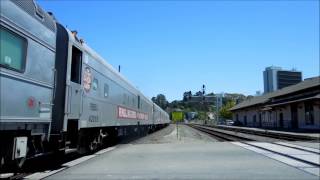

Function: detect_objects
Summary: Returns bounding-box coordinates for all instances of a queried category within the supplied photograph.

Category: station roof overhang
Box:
[230,77,320,112]
[265,94,320,108]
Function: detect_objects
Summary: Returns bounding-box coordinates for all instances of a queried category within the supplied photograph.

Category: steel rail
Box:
[215,126,318,141]
[188,124,253,142]
[191,124,320,155]
[188,124,320,168]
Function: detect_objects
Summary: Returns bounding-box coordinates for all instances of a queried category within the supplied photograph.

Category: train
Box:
[0,0,170,169]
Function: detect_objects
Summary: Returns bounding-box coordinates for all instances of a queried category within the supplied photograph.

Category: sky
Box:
[38,0,319,102]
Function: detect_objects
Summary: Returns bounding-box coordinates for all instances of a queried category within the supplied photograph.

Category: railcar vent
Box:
[35,5,45,19]
[90,103,98,111]
[11,0,56,32]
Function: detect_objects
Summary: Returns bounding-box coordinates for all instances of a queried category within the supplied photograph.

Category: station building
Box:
[230,77,320,130]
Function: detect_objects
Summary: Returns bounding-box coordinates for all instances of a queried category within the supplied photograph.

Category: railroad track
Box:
[191,124,320,153]
[215,125,319,141]
[1,131,152,179]
[188,124,320,176]
[188,124,320,154]
[188,124,254,142]
[0,150,80,180]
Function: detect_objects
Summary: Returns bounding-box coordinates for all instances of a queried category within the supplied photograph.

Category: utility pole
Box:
[201,84,206,103]
[202,84,206,96]
[202,85,206,124]
[216,93,224,124]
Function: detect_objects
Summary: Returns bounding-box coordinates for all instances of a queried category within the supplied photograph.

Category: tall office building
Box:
[263,66,302,93]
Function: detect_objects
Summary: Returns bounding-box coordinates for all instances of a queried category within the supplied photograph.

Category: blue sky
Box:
[38,0,319,101]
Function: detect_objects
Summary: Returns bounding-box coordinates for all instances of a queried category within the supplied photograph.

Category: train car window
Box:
[92,78,98,90]
[104,84,109,97]
[127,95,130,106]
[138,95,141,109]
[123,94,127,105]
[70,46,82,83]
[0,28,27,72]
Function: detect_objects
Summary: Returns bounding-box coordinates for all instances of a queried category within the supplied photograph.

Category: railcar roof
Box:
[11,0,56,32]
[66,29,152,105]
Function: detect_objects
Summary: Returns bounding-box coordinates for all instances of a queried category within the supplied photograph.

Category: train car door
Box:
[152,104,155,124]
[67,46,83,119]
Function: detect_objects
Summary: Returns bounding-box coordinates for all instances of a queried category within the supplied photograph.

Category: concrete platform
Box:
[44,125,319,180]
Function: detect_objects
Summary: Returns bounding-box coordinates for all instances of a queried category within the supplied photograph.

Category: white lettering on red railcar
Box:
[118,106,148,120]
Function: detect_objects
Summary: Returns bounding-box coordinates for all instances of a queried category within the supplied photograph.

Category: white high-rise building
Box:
[263,66,302,93]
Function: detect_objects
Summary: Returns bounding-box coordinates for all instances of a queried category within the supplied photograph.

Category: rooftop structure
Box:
[263,66,302,93]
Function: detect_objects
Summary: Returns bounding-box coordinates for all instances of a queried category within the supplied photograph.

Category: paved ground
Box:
[44,124,319,180]
[133,123,218,144]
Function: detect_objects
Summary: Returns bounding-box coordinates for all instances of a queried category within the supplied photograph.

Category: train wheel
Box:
[15,157,26,168]
[15,145,29,169]
[0,156,4,172]
[88,138,98,152]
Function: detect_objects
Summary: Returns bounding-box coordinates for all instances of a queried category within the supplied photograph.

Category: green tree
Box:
[223,93,247,105]
[219,100,236,119]
[151,94,169,110]
[198,111,207,120]
[194,91,203,96]
[183,91,192,101]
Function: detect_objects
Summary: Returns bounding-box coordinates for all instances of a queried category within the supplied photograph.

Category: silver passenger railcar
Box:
[52,25,170,153]
[0,0,170,169]
[0,0,56,167]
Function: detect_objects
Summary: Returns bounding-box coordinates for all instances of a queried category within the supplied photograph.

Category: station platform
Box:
[29,124,319,180]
